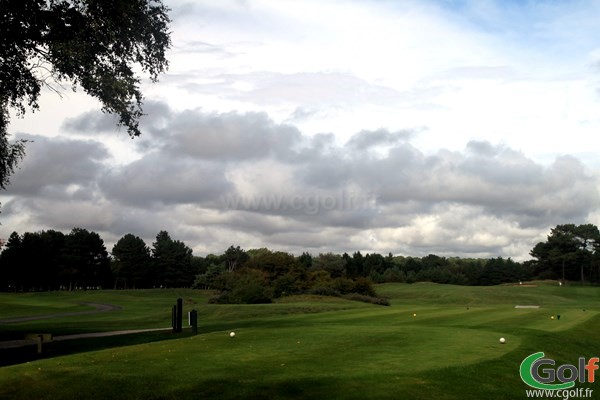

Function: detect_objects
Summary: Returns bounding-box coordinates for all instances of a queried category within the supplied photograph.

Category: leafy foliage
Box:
[209,268,273,304]
[529,223,600,282]
[224,245,249,272]
[61,228,111,290]
[0,116,26,189]
[3,223,598,295]
[0,228,109,291]
[0,229,196,291]
[151,231,194,288]
[111,233,151,289]
[0,0,171,187]
[201,248,384,305]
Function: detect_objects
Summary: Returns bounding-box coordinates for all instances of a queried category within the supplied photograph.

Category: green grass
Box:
[0,289,199,338]
[0,282,599,399]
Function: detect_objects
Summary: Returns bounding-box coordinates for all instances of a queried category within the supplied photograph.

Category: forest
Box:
[0,223,598,303]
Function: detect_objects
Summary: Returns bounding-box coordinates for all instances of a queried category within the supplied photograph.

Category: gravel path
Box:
[0,302,122,324]
[0,328,173,350]
[0,303,172,350]
[53,327,172,341]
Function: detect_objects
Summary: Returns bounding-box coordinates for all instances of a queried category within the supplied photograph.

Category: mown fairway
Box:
[0,282,599,399]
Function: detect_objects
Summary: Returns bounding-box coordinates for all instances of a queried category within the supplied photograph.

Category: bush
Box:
[342,293,390,306]
[211,268,273,304]
[272,273,304,297]
[230,281,273,304]
[192,263,226,290]
[331,277,355,294]
[352,277,376,297]
[536,269,559,280]
[206,265,386,304]
[208,293,228,304]
[382,267,406,283]
[307,286,341,297]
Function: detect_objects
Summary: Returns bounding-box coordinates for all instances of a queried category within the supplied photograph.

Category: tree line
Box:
[0,229,193,291]
[1,223,598,301]
[529,223,600,283]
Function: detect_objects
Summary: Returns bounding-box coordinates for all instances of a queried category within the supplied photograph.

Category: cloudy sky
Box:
[4,0,600,260]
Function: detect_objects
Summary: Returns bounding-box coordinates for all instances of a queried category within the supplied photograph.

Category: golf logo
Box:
[520,352,597,398]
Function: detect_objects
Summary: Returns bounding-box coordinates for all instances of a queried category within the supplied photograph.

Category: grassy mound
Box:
[0,283,598,399]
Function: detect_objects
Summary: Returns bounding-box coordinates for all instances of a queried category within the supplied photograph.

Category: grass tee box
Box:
[0,282,599,400]
[0,289,206,338]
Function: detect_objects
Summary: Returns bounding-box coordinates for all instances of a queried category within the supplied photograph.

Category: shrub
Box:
[352,277,376,297]
[331,277,355,294]
[536,269,559,280]
[307,286,341,297]
[211,268,273,304]
[382,267,406,283]
[342,293,390,306]
[272,273,304,297]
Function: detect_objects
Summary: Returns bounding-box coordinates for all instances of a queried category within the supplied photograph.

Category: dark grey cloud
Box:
[7,134,109,196]
[62,111,120,134]
[268,228,359,254]
[62,100,173,139]
[90,102,302,161]
[288,135,598,230]
[285,107,320,123]
[345,128,414,150]
[6,197,114,233]
[218,186,378,230]
[295,139,418,191]
[466,140,502,156]
[165,109,302,161]
[296,155,352,189]
[100,154,233,207]
[4,107,599,260]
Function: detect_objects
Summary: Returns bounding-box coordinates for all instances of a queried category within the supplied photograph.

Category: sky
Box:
[3,0,600,261]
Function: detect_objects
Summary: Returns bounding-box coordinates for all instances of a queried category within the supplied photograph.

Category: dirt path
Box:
[0,302,122,324]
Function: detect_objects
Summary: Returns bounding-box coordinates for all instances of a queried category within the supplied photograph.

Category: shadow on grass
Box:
[172,378,336,400]
[0,330,193,368]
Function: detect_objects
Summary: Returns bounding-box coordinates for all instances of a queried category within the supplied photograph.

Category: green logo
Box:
[520,352,599,390]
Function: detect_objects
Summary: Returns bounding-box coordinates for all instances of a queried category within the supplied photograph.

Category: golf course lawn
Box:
[0,281,598,399]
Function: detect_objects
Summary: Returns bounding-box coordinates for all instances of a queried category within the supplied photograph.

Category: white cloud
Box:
[3,0,600,261]
[4,104,599,260]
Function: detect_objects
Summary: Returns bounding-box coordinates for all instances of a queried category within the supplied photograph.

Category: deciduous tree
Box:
[61,227,110,290]
[0,231,22,290]
[224,245,249,272]
[112,233,151,289]
[0,0,171,187]
[152,231,194,287]
[530,224,600,282]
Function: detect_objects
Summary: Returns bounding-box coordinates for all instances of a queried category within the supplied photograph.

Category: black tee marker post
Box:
[190,310,198,335]
[172,298,184,333]
[176,298,183,333]
[172,304,177,333]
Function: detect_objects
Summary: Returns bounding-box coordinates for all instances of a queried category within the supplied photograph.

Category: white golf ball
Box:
[230,331,236,337]
[499,337,506,344]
